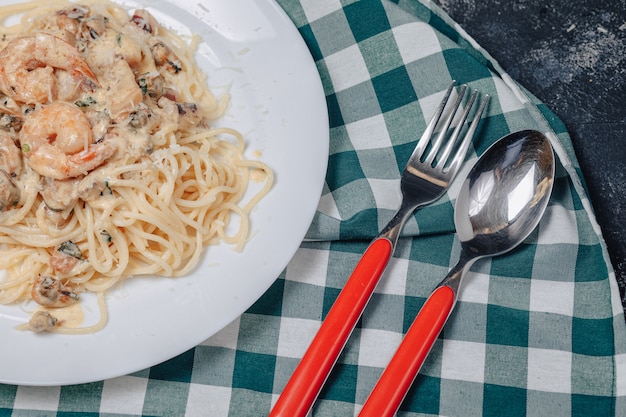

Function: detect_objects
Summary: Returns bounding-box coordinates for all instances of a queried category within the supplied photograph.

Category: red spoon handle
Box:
[359,285,456,417]
[269,238,393,417]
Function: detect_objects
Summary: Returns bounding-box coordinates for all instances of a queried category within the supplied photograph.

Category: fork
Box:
[269,82,489,417]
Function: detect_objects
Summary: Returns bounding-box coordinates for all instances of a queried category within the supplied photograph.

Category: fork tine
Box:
[424,84,468,166]
[411,82,456,160]
[445,94,490,175]
[436,89,478,167]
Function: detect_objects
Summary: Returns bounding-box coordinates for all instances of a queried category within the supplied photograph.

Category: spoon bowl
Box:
[359,129,555,417]
[455,129,555,258]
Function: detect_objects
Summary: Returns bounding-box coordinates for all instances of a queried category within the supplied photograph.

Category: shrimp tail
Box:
[66,140,117,176]
[26,141,117,180]
[70,55,100,89]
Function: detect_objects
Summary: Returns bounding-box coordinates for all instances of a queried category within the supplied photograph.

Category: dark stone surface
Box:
[432,0,626,315]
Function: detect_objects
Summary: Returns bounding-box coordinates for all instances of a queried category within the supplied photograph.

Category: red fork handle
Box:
[359,285,456,417]
[269,238,394,417]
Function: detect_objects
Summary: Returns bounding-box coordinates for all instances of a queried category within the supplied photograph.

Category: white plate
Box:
[0,0,328,385]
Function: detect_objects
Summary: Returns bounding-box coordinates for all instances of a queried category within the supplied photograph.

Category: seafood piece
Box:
[19,102,117,179]
[84,31,143,120]
[79,15,107,41]
[137,74,167,99]
[0,133,22,209]
[85,110,111,142]
[31,275,79,308]
[115,33,143,67]
[130,9,160,35]
[157,97,203,129]
[56,5,91,35]
[0,113,23,131]
[128,104,153,129]
[21,102,92,154]
[28,310,58,332]
[129,10,182,74]
[40,205,72,228]
[175,102,203,128]
[56,70,86,103]
[49,241,83,274]
[58,5,106,42]
[0,95,23,130]
[0,170,19,210]
[0,132,22,176]
[77,172,108,202]
[85,29,142,69]
[40,177,78,211]
[151,41,182,74]
[102,58,143,120]
[0,33,99,104]
[25,133,117,180]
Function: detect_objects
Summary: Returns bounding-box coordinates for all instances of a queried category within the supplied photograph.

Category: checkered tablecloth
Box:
[2,0,625,416]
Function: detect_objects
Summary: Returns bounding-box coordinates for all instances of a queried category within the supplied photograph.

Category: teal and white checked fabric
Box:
[2,0,625,416]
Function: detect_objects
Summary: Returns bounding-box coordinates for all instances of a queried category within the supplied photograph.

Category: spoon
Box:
[358,129,555,417]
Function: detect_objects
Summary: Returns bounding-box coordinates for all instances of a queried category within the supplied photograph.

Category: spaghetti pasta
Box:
[0,0,273,333]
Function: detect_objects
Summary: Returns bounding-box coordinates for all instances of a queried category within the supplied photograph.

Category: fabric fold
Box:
[273,0,626,415]
[299,0,540,242]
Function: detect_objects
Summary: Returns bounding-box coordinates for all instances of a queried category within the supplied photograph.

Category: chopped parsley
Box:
[58,241,83,260]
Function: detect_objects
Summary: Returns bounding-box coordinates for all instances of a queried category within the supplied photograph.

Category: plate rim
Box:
[0,0,328,385]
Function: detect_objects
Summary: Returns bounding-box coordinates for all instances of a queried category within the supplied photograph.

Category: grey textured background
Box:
[432,0,626,315]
